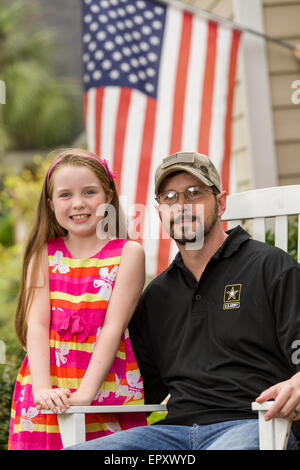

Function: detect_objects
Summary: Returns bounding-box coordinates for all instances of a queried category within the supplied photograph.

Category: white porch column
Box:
[233,0,278,189]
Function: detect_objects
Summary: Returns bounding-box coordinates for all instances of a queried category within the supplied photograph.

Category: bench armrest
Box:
[251,401,292,450]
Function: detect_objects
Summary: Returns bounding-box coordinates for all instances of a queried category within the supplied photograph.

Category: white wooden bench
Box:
[43,185,300,450]
[42,401,291,450]
[42,404,167,448]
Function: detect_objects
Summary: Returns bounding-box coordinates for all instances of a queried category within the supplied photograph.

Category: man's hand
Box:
[256,372,300,421]
[293,45,300,61]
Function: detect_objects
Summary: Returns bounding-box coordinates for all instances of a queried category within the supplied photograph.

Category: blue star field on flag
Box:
[82,0,167,98]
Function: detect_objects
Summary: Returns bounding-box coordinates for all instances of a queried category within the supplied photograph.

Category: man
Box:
[68,152,300,450]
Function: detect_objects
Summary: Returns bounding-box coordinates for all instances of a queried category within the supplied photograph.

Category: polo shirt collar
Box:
[168,225,250,271]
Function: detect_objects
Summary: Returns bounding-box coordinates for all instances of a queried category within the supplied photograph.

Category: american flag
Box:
[81,0,240,277]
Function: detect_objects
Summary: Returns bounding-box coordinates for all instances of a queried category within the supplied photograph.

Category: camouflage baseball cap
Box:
[154,151,221,195]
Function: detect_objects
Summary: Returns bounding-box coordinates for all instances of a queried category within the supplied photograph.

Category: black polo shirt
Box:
[129,226,300,430]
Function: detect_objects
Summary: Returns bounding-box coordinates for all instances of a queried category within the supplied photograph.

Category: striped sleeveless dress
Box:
[8,238,147,450]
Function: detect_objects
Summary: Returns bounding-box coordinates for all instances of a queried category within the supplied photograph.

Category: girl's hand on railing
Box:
[34,387,71,413]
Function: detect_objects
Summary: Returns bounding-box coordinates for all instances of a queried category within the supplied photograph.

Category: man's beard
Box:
[168,200,219,247]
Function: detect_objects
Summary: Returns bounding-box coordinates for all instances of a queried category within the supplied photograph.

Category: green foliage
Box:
[0,243,24,450]
[0,346,25,450]
[265,217,298,261]
[0,0,82,150]
[0,154,51,224]
[0,212,13,246]
[147,411,167,425]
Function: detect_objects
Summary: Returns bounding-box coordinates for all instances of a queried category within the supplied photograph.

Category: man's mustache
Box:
[171,214,200,227]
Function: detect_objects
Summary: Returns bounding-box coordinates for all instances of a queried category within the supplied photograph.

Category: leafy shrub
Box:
[0,212,14,246]
[265,216,298,261]
[0,343,25,450]
[0,0,82,150]
[0,243,24,449]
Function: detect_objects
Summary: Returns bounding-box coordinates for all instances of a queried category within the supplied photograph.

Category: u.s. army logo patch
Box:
[223,284,242,310]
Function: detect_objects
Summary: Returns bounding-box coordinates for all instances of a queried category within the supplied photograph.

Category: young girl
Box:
[8,148,147,450]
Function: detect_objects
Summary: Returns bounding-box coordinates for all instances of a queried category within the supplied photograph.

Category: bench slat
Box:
[41,404,167,414]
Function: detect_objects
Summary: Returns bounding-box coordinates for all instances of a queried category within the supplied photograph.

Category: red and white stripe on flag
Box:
[82,0,240,277]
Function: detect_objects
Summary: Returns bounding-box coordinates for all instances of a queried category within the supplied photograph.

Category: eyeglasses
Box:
[155,185,212,205]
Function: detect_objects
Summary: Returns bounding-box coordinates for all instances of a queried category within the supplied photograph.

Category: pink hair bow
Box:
[102,158,116,183]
